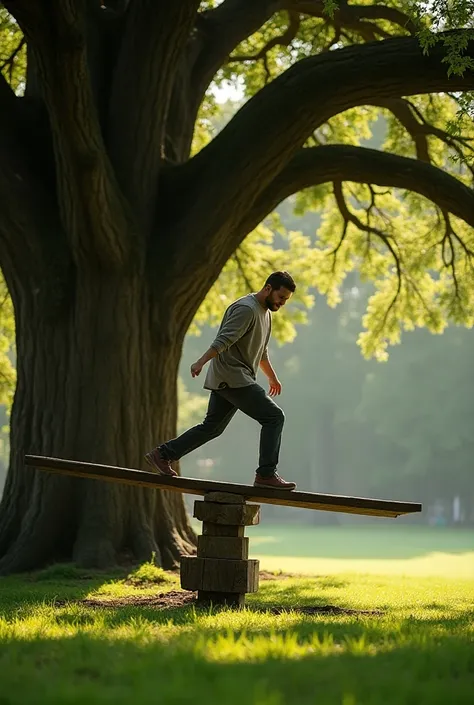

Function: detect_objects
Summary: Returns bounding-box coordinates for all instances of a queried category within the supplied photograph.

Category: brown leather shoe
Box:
[254,472,296,490]
[144,447,178,476]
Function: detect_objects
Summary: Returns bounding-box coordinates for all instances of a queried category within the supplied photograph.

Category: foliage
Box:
[0,6,24,92]
[413,1,474,77]
[191,224,316,344]
[0,273,15,408]
[192,59,474,361]
[125,558,172,586]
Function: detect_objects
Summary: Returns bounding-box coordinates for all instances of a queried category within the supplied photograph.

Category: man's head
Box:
[260,271,296,312]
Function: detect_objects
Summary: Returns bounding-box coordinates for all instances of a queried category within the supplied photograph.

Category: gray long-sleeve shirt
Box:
[204,294,271,390]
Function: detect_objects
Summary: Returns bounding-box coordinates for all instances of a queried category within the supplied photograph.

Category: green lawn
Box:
[247,524,474,578]
[0,531,473,705]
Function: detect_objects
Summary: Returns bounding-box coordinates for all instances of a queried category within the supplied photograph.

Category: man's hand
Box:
[260,358,281,396]
[268,376,282,397]
[190,347,219,379]
[191,361,203,378]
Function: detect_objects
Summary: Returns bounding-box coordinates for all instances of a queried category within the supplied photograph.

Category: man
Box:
[145,271,297,490]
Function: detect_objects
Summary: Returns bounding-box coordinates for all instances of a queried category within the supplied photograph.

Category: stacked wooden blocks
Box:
[180,491,261,607]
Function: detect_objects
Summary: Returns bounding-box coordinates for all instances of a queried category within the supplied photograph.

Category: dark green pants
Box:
[161,383,285,477]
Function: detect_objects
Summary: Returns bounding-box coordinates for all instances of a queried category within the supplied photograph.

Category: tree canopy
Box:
[1,1,473,360]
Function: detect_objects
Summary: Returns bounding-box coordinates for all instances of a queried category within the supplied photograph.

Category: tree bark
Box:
[108,0,201,216]
[0,270,195,574]
[239,145,474,236]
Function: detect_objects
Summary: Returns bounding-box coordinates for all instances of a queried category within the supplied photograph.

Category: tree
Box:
[0,0,473,574]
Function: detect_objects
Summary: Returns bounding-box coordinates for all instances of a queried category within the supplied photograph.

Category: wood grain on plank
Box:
[24,455,422,518]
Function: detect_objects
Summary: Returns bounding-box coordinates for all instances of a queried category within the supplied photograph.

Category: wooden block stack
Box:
[180,491,260,607]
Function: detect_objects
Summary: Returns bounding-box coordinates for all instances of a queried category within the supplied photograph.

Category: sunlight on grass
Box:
[244,525,474,579]
[253,552,474,578]
[125,555,173,586]
[85,556,177,599]
[0,528,473,704]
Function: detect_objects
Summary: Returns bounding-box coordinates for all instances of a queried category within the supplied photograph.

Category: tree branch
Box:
[288,1,417,35]
[163,0,280,161]
[108,0,201,224]
[240,145,474,235]
[375,97,474,179]
[374,98,431,161]
[229,11,300,62]
[191,0,282,95]
[194,0,417,99]
[169,0,413,163]
[403,99,474,180]
[183,30,474,261]
[333,180,403,317]
[437,211,474,309]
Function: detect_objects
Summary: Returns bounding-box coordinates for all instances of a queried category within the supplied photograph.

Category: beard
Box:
[264,296,279,311]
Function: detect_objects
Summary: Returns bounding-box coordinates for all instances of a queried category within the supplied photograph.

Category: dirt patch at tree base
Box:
[268,605,382,616]
[258,570,296,580]
[79,590,195,610]
[76,589,382,616]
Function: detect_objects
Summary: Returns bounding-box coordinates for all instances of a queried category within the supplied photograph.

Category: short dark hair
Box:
[265,271,296,292]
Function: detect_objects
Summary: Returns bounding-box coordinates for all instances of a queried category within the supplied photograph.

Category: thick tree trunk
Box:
[0,270,196,574]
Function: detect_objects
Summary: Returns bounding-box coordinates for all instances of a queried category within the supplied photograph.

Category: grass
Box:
[246,524,474,578]
[0,527,473,704]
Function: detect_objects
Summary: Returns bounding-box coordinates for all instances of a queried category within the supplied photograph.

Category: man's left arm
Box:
[260,352,282,397]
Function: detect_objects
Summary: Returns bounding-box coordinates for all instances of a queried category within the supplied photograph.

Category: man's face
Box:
[264,286,293,312]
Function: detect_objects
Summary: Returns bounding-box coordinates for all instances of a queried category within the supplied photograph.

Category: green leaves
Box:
[311,177,474,360]
[0,8,25,93]
[190,223,316,345]
[191,79,474,358]
[0,273,15,409]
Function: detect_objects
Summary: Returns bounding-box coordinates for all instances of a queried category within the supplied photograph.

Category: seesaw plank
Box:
[24,455,422,518]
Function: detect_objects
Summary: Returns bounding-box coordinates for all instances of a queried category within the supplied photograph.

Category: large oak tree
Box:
[0,0,473,574]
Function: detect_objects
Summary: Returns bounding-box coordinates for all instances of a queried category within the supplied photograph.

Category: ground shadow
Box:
[0,614,472,705]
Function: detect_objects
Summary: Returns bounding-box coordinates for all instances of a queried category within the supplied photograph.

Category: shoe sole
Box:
[144,454,178,477]
[254,482,297,491]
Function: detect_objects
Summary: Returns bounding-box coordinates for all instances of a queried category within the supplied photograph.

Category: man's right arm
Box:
[191,347,218,377]
[191,305,254,377]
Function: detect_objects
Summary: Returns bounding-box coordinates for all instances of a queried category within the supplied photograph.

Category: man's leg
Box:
[145,391,237,475]
[216,384,295,489]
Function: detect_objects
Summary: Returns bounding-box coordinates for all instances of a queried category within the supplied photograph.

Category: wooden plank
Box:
[24,455,422,518]
[197,535,249,560]
[180,556,259,593]
[204,491,245,504]
[194,501,260,526]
